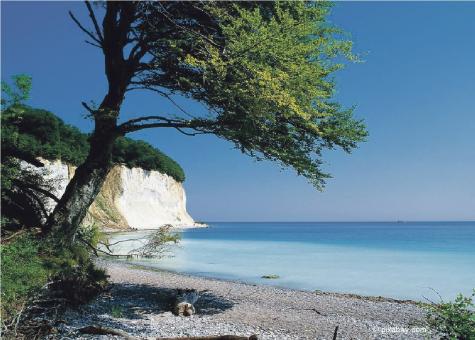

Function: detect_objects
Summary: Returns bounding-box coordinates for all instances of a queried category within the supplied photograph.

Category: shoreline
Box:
[55,258,433,339]
[117,261,420,306]
[102,222,209,233]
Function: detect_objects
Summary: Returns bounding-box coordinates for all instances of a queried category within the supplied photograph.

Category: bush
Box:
[424,290,475,340]
[0,234,49,323]
[41,225,108,305]
[1,228,108,330]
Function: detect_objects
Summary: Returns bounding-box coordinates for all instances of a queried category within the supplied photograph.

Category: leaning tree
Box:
[45,1,367,243]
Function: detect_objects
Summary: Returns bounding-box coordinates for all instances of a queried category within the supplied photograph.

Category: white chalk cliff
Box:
[26,159,196,230]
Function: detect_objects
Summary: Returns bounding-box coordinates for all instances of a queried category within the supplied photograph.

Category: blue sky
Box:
[2,2,474,222]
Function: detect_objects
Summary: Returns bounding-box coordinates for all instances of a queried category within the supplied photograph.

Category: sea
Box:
[107,221,475,301]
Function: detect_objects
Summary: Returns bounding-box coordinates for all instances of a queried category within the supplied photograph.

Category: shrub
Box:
[0,228,108,330]
[0,234,49,323]
[110,305,124,318]
[424,290,475,340]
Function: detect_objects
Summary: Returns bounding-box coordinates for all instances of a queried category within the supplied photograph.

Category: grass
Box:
[110,305,124,318]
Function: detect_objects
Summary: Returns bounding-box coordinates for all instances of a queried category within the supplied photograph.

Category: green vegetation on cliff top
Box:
[1,104,185,182]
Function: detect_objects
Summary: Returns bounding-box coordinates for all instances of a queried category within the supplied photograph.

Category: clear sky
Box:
[2,2,474,222]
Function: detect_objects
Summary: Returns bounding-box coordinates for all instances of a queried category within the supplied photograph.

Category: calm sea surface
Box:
[108,222,475,301]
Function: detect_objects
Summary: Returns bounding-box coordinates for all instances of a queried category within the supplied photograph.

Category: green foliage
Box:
[0,227,108,328]
[1,103,185,182]
[138,1,367,189]
[1,74,32,107]
[424,290,475,340]
[1,104,89,166]
[261,274,280,279]
[110,305,124,318]
[0,234,49,322]
[113,137,185,182]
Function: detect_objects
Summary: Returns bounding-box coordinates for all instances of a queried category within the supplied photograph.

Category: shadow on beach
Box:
[93,282,235,319]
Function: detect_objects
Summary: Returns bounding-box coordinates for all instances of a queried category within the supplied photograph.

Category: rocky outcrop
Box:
[27,159,196,230]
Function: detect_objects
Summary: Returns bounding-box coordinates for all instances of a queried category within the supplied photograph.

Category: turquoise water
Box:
[108,222,475,301]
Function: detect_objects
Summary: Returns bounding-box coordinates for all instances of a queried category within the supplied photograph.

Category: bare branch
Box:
[174,127,208,136]
[69,11,102,46]
[84,40,102,48]
[118,118,184,132]
[127,30,149,64]
[12,179,60,203]
[105,237,148,247]
[85,1,104,43]
[126,85,196,119]
[23,189,50,221]
[81,101,95,114]
[121,121,213,134]
[120,115,184,126]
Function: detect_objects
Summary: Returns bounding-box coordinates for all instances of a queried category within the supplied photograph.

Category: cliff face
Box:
[31,159,195,230]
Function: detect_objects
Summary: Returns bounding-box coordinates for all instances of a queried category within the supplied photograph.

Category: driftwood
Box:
[78,325,137,340]
[173,289,200,316]
[78,326,257,340]
[332,325,339,340]
[157,336,258,340]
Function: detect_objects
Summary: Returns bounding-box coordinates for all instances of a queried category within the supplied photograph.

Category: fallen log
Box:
[79,325,258,340]
[157,336,258,340]
[78,325,137,340]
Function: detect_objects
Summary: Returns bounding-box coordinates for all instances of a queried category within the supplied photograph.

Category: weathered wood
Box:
[78,326,259,340]
[157,336,258,340]
[79,325,137,340]
[173,289,200,316]
[332,325,339,340]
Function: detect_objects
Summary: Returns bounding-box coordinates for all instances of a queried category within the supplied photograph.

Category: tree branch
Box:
[84,40,102,49]
[121,115,185,125]
[81,101,96,114]
[156,2,221,49]
[117,115,215,134]
[69,11,102,46]
[175,127,208,136]
[12,179,60,203]
[85,1,104,44]
[123,122,213,134]
[126,86,196,119]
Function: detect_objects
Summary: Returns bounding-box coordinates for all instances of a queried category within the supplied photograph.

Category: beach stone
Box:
[49,259,432,340]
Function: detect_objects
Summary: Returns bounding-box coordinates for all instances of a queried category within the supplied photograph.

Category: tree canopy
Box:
[38,1,368,242]
[74,1,367,189]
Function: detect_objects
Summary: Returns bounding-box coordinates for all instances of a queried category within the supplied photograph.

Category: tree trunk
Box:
[44,2,135,244]
[44,69,131,245]
[44,123,118,243]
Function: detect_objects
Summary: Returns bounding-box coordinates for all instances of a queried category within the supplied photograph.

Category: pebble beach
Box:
[53,259,434,340]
